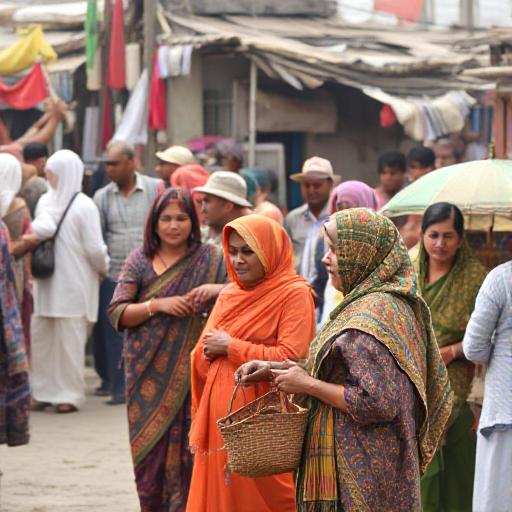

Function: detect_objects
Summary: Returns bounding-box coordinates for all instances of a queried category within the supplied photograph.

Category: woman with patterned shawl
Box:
[108,188,226,512]
[414,202,487,512]
[238,208,453,512]
[0,153,33,352]
[186,214,316,512]
[0,221,30,447]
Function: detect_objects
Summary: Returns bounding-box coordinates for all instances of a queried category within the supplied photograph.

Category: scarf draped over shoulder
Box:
[309,209,453,474]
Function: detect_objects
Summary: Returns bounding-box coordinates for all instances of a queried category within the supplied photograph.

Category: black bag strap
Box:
[52,192,80,240]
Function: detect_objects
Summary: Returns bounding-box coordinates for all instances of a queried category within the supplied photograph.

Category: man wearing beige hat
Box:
[194,171,253,244]
[284,156,339,278]
[155,145,195,184]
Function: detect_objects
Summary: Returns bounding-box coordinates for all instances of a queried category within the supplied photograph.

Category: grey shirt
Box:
[93,172,162,280]
[284,202,329,274]
[463,261,512,435]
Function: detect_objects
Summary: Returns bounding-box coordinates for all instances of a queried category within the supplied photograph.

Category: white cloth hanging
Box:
[181,45,193,75]
[112,69,148,145]
[167,46,183,77]
[0,153,22,217]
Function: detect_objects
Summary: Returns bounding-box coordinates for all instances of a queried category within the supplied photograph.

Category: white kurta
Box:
[31,192,109,322]
[31,316,88,407]
[30,189,109,406]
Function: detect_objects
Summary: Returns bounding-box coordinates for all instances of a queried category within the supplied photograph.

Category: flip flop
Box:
[56,403,78,414]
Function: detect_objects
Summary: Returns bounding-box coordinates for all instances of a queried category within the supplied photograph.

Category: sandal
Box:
[31,399,52,411]
[56,403,78,414]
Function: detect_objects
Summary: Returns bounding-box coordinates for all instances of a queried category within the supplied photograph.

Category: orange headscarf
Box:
[189,214,315,454]
[170,164,209,190]
[170,164,209,223]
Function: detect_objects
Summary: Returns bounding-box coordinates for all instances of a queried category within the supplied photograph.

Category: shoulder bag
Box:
[31,192,80,279]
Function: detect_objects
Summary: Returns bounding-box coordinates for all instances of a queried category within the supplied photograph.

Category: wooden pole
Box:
[98,0,112,156]
[143,0,157,174]
[248,58,258,168]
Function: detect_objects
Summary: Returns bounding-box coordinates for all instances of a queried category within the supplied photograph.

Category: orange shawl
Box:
[190,213,315,451]
[187,214,315,512]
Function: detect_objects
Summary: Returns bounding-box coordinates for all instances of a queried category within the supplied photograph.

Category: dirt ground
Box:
[0,368,139,512]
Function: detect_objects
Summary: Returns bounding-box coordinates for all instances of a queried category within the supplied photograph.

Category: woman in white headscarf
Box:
[0,153,33,349]
[26,150,109,413]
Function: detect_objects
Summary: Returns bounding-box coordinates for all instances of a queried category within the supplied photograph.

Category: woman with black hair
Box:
[108,187,226,512]
[414,202,487,512]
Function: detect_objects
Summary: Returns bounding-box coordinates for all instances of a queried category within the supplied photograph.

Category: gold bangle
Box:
[147,299,154,318]
[450,344,457,360]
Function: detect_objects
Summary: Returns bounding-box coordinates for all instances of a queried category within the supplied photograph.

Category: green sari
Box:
[415,240,487,512]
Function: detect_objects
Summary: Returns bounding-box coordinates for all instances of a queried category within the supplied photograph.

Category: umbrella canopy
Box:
[381,159,512,231]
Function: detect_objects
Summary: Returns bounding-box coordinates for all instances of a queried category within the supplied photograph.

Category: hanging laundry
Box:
[0,25,57,75]
[157,46,169,79]
[112,70,148,145]
[167,46,183,77]
[108,0,126,90]
[0,63,48,109]
[125,43,141,90]
[82,106,100,162]
[181,45,193,75]
[379,104,397,128]
[85,0,98,70]
[149,53,167,130]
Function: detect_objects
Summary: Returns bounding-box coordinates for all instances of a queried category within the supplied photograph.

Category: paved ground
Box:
[0,369,139,512]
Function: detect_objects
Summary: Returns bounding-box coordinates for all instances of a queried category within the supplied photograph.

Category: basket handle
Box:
[228,382,246,415]
[278,391,294,413]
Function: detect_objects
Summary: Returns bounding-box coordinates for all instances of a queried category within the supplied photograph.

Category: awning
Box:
[160,13,492,97]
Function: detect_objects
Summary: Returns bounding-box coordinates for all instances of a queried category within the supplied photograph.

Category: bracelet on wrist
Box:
[147,298,154,318]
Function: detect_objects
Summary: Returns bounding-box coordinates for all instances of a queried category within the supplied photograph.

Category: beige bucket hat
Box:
[156,145,195,166]
[290,156,341,183]
[194,171,252,207]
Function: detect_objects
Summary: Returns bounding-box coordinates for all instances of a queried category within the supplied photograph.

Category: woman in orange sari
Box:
[186,214,316,512]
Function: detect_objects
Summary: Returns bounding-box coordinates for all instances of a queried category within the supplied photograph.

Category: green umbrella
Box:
[381,159,512,231]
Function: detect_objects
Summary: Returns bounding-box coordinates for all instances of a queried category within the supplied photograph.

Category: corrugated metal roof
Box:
[161,12,492,97]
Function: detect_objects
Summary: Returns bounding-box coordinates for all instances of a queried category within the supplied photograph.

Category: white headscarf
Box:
[44,149,84,220]
[0,153,22,218]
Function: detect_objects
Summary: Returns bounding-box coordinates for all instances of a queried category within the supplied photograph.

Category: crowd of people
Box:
[1,132,511,512]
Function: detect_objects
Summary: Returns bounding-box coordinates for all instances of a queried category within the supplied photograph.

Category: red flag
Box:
[0,64,48,109]
[108,0,126,90]
[149,50,167,130]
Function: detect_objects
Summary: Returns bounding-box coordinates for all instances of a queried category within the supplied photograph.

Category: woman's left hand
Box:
[203,329,232,361]
[271,365,312,395]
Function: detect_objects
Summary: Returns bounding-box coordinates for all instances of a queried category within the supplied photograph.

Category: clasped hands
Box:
[235,360,312,394]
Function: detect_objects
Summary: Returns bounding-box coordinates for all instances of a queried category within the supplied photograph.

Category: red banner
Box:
[375,0,423,22]
[0,63,48,109]
[108,0,126,90]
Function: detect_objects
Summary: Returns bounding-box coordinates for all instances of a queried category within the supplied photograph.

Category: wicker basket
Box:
[217,383,309,477]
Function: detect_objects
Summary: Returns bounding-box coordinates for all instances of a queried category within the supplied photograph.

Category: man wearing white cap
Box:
[194,171,252,244]
[155,145,195,184]
[284,156,339,278]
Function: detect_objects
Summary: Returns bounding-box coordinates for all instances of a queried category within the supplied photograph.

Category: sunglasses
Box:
[105,160,119,166]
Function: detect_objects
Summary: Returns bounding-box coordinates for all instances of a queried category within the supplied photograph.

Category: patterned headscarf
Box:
[309,209,453,473]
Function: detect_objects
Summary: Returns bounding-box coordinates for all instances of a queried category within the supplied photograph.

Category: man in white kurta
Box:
[29,150,109,411]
